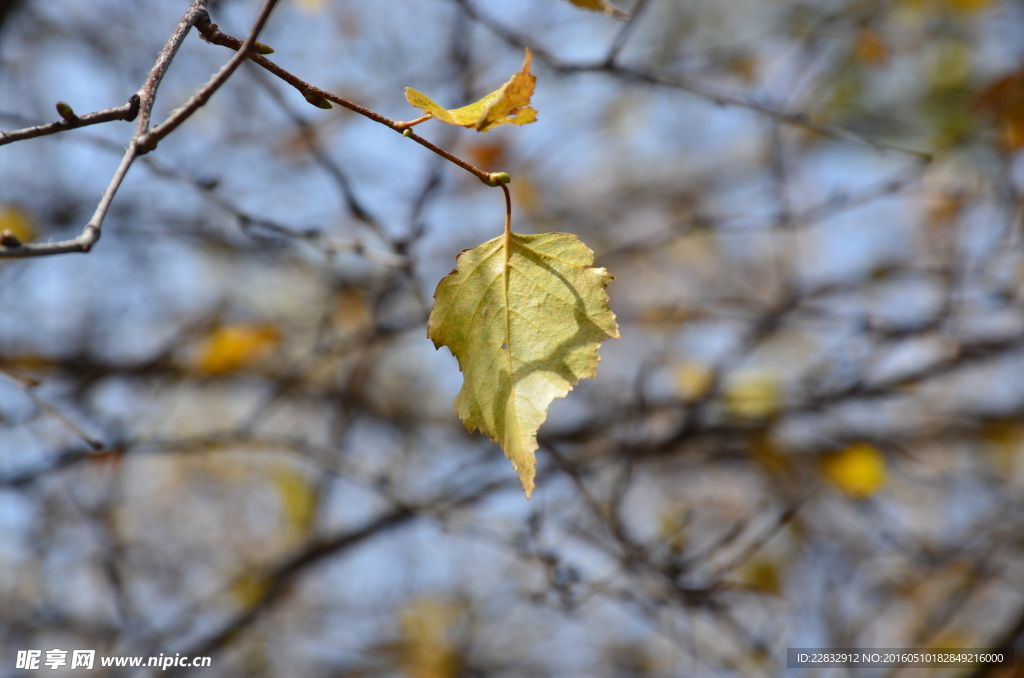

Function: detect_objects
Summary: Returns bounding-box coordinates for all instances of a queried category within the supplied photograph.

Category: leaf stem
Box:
[395,115,433,129]
[502,184,512,237]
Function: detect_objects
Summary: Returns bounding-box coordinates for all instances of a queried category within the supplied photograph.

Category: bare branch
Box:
[0,95,140,147]
[0,0,283,260]
[136,0,282,153]
[195,18,497,184]
[452,0,933,161]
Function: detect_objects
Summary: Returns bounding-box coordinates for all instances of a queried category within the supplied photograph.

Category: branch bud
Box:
[303,92,332,109]
[0,230,22,247]
[55,101,76,121]
[402,128,413,137]
[253,42,275,55]
[481,171,512,187]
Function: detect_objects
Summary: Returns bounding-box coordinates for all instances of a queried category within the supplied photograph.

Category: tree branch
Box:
[0,0,281,260]
[0,95,140,147]
[194,17,497,185]
[451,0,933,161]
[136,0,281,153]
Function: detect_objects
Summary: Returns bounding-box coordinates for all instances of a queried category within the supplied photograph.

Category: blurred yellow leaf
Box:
[195,324,281,375]
[399,599,461,678]
[272,466,318,535]
[636,306,705,332]
[511,173,540,215]
[333,289,374,336]
[927,40,971,89]
[0,205,35,243]
[943,0,991,11]
[564,0,630,19]
[925,190,966,227]
[930,632,973,650]
[854,30,889,64]
[231,573,269,609]
[738,558,782,594]
[750,429,790,476]
[976,71,1024,151]
[724,370,781,419]
[673,362,714,402]
[657,506,689,556]
[406,50,537,133]
[294,0,326,13]
[604,644,656,675]
[899,0,992,12]
[726,52,758,82]
[981,420,1024,476]
[821,443,887,498]
[466,141,506,170]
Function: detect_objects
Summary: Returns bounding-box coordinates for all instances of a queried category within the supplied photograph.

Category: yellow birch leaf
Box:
[821,443,888,498]
[564,0,631,19]
[195,324,281,375]
[405,49,537,133]
[427,230,619,498]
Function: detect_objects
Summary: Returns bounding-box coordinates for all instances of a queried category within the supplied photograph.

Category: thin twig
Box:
[195,19,495,184]
[0,95,140,147]
[0,366,105,451]
[605,0,651,65]
[0,0,282,260]
[137,0,281,153]
[0,0,209,259]
[452,0,933,161]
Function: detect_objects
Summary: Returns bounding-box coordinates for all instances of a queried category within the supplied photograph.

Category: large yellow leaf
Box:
[405,50,537,133]
[427,231,619,498]
[564,0,631,19]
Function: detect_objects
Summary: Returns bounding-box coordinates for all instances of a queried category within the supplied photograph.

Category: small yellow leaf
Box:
[405,49,537,133]
[0,206,36,244]
[195,324,281,375]
[724,370,781,420]
[673,362,714,402]
[231,573,270,609]
[466,141,506,170]
[944,0,991,12]
[854,30,889,64]
[976,71,1024,151]
[738,558,782,594]
[333,288,374,336]
[272,466,318,535]
[821,443,888,498]
[294,0,326,13]
[927,40,971,88]
[564,0,631,19]
[657,507,689,556]
[399,599,461,678]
